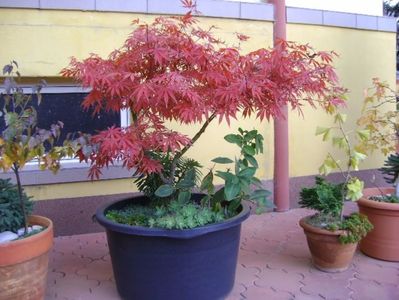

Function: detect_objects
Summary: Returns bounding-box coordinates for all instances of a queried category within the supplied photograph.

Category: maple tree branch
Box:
[158,171,170,184]
[168,112,217,183]
[174,113,216,162]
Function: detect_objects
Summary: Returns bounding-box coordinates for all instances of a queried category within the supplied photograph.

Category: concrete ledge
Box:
[0,0,395,32]
[0,163,133,185]
[0,0,39,8]
[33,192,137,236]
[96,0,147,13]
[240,2,273,21]
[356,14,378,31]
[323,10,357,28]
[147,0,187,15]
[197,0,240,19]
[378,16,398,32]
[287,7,323,25]
[40,0,95,11]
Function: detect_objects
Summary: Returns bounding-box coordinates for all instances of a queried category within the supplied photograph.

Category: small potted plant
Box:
[356,79,399,261]
[0,62,73,299]
[61,2,346,299]
[299,107,373,272]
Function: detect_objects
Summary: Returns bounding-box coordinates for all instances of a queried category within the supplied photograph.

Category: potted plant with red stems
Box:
[355,79,399,261]
[0,62,74,300]
[61,2,345,299]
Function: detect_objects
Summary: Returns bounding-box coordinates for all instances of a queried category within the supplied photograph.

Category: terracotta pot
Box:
[299,217,357,272]
[358,187,399,261]
[0,215,53,300]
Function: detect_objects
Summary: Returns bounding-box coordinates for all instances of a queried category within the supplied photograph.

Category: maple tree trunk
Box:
[174,113,216,161]
[168,113,216,183]
[13,163,29,234]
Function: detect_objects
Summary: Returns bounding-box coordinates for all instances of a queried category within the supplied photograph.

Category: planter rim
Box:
[0,215,53,266]
[359,187,399,211]
[299,216,346,237]
[96,195,251,239]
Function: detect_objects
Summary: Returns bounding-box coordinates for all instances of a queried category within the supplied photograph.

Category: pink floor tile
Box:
[45,206,399,300]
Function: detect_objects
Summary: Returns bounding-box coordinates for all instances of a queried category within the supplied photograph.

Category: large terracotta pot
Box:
[358,187,399,261]
[0,215,53,300]
[299,217,357,272]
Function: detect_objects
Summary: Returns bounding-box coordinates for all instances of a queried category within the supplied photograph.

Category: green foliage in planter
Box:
[106,200,225,230]
[149,128,271,218]
[299,177,344,218]
[0,178,32,233]
[369,194,399,203]
[336,213,373,244]
[300,178,373,244]
[108,128,270,229]
[380,153,399,184]
[306,213,373,244]
[201,128,271,215]
[135,156,202,203]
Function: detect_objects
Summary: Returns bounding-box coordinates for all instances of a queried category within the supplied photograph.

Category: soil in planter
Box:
[304,213,373,244]
[368,194,399,203]
[15,227,46,240]
[106,200,228,230]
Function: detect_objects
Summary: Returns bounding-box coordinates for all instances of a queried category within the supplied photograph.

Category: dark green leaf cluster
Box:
[201,128,272,215]
[337,213,374,244]
[0,178,32,233]
[135,156,202,203]
[106,200,225,230]
[380,153,399,184]
[306,212,373,244]
[369,194,399,203]
[299,177,344,217]
[133,128,270,226]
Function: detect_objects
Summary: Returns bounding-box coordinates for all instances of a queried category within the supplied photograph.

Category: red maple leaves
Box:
[61,6,345,179]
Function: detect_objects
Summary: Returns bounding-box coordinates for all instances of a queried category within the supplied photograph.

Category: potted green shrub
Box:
[61,2,346,299]
[356,79,399,261]
[0,62,73,299]
[299,107,373,272]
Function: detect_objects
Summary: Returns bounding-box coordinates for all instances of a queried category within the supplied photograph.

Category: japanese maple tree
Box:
[62,1,345,209]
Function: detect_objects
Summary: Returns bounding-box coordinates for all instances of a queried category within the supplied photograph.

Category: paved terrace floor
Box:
[45,204,399,300]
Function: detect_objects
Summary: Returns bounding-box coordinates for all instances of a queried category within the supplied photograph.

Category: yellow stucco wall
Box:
[288,24,396,177]
[0,8,396,200]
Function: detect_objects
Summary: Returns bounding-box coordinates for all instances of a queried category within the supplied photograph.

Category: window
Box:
[0,85,132,182]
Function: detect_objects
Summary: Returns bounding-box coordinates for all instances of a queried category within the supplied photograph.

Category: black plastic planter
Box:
[96,195,250,300]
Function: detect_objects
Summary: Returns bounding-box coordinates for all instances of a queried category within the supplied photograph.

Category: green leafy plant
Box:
[200,128,271,215]
[0,62,74,234]
[380,153,399,184]
[0,178,32,233]
[357,79,398,157]
[299,177,344,218]
[153,128,270,214]
[300,177,373,244]
[108,128,270,229]
[300,92,375,243]
[316,110,367,203]
[376,153,399,202]
[106,201,224,230]
[356,79,399,199]
[338,213,374,244]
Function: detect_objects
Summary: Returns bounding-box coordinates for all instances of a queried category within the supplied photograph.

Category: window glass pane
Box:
[0,92,120,146]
